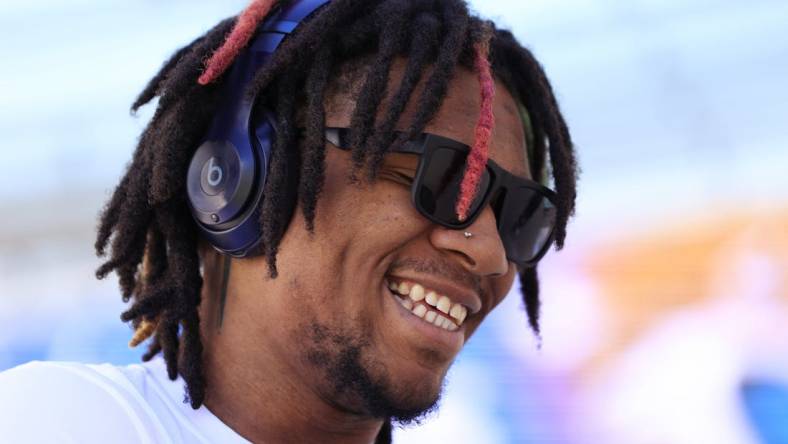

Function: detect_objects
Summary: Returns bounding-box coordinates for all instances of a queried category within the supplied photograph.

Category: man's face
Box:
[217,59,531,422]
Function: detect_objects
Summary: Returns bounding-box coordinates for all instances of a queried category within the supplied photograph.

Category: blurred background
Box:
[1,0,786,442]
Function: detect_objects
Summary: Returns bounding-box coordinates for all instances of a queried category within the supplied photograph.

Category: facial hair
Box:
[303,322,445,425]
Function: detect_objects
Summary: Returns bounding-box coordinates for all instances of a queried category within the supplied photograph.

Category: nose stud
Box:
[463,231,473,239]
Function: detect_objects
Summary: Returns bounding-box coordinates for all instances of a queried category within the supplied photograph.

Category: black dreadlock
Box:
[95,1,578,442]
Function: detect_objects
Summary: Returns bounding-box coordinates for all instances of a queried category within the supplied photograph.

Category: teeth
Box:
[425,291,438,307]
[424,311,437,323]
[388,278,468,330]
[405,302,462,332]
[434,315,459,331]
[410,284,425,302]
[436,296,451,314]
[399,297,413,311]
[450,303,467,324]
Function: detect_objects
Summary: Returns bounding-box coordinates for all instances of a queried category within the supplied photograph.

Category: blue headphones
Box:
[186,0,331,257]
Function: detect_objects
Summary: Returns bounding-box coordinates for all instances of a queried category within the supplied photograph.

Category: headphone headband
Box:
[187,0,331,257]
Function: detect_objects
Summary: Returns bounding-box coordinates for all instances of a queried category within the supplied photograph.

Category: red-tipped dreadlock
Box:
[198,0,279,85]
[455,25,495,221]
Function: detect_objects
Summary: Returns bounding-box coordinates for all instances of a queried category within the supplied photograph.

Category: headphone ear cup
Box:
[187,113,276,257]
[187,140,252,228]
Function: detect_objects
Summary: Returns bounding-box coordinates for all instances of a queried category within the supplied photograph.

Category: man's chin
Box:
[337,344,447,424]
[380,352,457,420]
[386,384,444,425]
[304,322,447,424]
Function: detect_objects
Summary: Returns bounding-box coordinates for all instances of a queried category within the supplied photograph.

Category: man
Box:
[0,0,577,442]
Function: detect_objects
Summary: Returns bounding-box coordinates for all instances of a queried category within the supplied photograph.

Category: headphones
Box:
[186,0,331,257]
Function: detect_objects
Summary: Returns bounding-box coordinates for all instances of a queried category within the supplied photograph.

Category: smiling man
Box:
[0,0,577,442]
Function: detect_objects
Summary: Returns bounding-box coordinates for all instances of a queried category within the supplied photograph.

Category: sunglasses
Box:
[325,128,557,267]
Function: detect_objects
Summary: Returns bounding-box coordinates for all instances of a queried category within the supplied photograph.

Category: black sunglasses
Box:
[325,128,557,267]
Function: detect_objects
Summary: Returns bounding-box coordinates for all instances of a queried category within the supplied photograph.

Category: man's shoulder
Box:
[0,359,148,408]
[0,360,171,443]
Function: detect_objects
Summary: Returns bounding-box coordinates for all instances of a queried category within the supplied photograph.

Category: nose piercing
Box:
[463,231,473,239]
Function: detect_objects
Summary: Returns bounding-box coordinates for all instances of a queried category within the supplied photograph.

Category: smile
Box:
[385,278,469,332]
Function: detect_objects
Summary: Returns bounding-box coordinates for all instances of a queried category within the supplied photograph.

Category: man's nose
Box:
[428,205,508,277]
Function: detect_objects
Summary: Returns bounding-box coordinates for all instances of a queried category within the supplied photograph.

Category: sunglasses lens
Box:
[500,187,556,264]
[416,147,490,225]
[413,143,555,265]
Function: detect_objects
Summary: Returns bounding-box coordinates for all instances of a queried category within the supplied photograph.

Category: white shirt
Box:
[0,357,249,443]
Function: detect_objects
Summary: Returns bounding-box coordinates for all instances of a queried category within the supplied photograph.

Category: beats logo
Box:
[200,156,228,195]
[207,158,223,186]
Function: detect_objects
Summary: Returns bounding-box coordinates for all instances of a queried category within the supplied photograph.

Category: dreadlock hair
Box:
[95,1,578,441]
